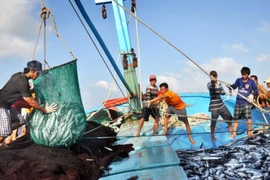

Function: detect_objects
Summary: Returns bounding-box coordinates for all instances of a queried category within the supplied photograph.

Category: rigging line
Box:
[47,20,77,60]
[31,19,43,60]
[81,127,270,140]
[113,0,270,118]
[162,112,270,127]
[134,8,143,108]
[40,0,45,8]
[68,0,126,98]
[92,52,132,114]
[111,0,209,77]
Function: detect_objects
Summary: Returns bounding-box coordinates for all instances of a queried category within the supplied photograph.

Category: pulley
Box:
[102,4,107,19]
[131,0,136,13]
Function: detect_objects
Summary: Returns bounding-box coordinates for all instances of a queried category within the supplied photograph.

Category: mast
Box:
[75,0,142,112]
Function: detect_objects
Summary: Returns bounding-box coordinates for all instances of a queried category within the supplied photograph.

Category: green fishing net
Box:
[29,60,86,147]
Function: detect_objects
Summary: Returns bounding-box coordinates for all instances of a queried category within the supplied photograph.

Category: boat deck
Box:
[98,93,270,179]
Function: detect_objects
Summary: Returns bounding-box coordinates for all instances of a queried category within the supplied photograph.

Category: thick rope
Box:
[47,20,77,60]
[160,111,270,127]
[111,0,209,77]
[112,0,270,124]
[69,0,127,98]
[81,127,270,140]
[133,8,143,108]
[40,7,50,69]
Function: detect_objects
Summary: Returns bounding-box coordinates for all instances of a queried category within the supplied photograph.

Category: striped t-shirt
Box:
[145,84,158,101]
[207,81,225,111]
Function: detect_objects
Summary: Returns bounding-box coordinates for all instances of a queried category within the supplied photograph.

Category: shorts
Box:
[166,106,188,124]
[0,107,25,137]
[211,106,233,127]
[141,107,160,121]
[233,104,252,120]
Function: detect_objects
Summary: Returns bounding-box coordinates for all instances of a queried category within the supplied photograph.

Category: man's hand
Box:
[247,94,254,103]
[45,103,57,113]
[225,83,231,88]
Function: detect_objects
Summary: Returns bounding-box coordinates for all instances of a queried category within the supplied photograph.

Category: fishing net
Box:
[29,60,86,147]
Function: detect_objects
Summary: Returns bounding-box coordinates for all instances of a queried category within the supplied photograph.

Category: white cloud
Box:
[258,21,270,33]
[257,54,270,62]
[230,44,248,53]
[94,80,118,92]
[0,0,40,59]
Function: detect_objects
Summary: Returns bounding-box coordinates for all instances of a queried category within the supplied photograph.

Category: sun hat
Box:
[27,60,44,74]
[149,75,157,81]
[263,77,270,83]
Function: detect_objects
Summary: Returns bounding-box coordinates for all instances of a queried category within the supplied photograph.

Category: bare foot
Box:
[211,135,216,141]
[189,137,196,144]
[230,133,236,139]
[135,133,139,137]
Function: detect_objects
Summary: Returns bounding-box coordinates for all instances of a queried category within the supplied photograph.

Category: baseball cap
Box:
[263,77,270,83]
[27,60,44,74]
[149,75,157,81]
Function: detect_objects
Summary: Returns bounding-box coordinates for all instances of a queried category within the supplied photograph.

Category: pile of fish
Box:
[176,132,270,180]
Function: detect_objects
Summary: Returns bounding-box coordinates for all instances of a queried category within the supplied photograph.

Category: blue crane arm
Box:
[74,0,134,97]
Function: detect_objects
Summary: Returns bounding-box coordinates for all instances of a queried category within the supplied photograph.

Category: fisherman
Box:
[227,67,258,139]
[250,75,269,108]
[208,70,233,141]
[5,82,36,144]
[263,76,270,108]
[136,75,160,137]
[147,82,196,144]
[0,60,57,146]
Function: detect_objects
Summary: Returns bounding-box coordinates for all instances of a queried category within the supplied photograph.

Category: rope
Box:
[47,19,77,60]
[132,7,143,108]
[111,0,209,77]
[68,0,127,98]
[31,20,43,60]
[162,112,270,127]
[81,127,270,140]
[40,6,50,69]
[112,0,270,124]
[88,52,133,117]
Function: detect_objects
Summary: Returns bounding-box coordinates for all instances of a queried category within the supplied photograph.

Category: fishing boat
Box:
[1,1,269,179]
[70,0,270,179]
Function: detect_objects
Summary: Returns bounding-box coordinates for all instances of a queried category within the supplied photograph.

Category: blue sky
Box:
[0,0,270,110]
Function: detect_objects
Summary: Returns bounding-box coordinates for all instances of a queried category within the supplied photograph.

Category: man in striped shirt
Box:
[136,75,160,137]
[208,71,233,141]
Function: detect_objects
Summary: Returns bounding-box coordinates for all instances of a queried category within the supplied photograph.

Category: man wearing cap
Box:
[263,77,270,107]
[136,75,160,137]
[0,60,57,146]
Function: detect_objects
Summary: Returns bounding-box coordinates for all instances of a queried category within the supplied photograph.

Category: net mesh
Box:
[29,60,86,147]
